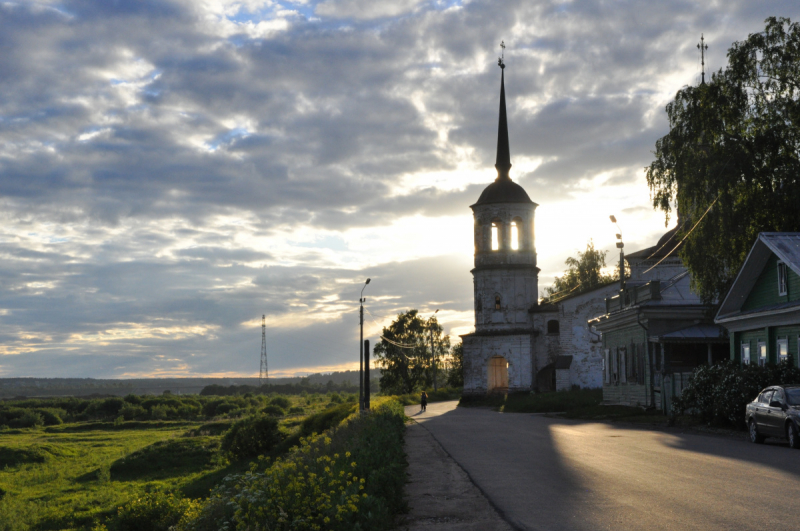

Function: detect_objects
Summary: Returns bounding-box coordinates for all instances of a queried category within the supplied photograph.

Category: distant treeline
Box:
[0,371,371,398]
[0,390,363,429]
[200,378,379,396]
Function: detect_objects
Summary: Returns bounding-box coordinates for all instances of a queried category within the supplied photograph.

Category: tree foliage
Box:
[543,240,618,302]
[446,342,464,388]
[646,17,800,303]
[373,310,450,395]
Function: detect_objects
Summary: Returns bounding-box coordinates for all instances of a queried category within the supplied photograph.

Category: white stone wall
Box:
[473,269,537,330]
[531,284,619,389]
[555,369,571,391]
[462,334,532,395]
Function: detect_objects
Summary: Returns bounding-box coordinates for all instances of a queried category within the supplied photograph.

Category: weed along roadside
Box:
[0,392,409,531]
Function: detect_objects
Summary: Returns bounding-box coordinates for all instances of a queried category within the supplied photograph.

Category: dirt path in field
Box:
[396,405,513,531]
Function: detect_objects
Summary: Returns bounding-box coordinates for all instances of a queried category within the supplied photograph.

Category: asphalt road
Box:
[407,401,800,531]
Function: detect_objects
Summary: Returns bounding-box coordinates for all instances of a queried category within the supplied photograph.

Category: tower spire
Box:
[697,33,708,85]
[495,40,511,181]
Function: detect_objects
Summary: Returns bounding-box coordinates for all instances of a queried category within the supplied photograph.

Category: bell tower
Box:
[461,47,539,395]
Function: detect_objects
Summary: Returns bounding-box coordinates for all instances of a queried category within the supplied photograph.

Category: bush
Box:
[10,411,43,429]
[120,404,146,421]
[177,398,406,531]
[261,405,285,417]
[269,396,291,409]
[220,415,283,460]
[299,403,357,438]
[329,393,343,404]
[673,359,800,428]
[113,491,199,531]
[288,406,305,415]
[35,408,65,426]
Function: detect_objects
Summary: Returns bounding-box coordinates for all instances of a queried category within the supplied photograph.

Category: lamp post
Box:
[359,278,370,412]
[430,309,439,392]
[609,215,624,292]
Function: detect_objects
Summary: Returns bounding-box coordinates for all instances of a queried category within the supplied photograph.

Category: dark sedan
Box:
[746,385,800,447]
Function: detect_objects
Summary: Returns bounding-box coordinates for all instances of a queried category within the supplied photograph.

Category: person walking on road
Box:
[421,391,428,412]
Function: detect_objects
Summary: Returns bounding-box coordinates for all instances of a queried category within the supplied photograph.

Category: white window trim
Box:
[741,342,750,365]
[758,341,767,366]
[778,338,789,362]
[778,260,788,296]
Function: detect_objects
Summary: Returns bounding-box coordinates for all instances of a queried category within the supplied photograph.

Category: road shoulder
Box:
[397,421,514,531]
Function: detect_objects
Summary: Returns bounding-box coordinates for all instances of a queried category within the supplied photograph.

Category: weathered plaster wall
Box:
[462,334,532,395]
[473,269,536,330]
[531,284,619,389]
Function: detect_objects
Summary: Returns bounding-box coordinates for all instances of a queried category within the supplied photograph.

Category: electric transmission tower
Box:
[259,315,268,388]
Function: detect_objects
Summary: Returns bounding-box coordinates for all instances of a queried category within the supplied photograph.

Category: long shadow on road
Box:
[412,401,800,531]
[413,402,599,531]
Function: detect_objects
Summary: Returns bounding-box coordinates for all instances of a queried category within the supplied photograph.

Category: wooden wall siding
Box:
[602,324,650,407]
[742,254,793,311]
[736,325,800,365]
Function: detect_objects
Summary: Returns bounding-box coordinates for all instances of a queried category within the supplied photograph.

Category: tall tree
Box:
[373,310,450,395]
[543,240,617,302]
[446,342,464,388]
[646,17,800,303]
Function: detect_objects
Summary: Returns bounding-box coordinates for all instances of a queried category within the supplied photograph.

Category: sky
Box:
[0,0,796,378]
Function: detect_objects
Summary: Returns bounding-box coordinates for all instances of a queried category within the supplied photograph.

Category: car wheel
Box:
[788,422,800,449]
[749,419,765,444]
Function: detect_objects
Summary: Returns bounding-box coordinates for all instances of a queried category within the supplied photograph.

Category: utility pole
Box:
[610,215,625,292]
[431,309,439,392]
[359,278,370,411]
[364,339,370,410]
[259,315,268,389]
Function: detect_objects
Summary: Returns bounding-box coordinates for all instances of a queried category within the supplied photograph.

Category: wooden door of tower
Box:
[488,356,508,393]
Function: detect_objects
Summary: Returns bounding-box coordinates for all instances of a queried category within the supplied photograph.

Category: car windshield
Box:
[786,388,800,405]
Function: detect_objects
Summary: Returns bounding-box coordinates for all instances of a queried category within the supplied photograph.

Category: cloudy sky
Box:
[0,0,795,378]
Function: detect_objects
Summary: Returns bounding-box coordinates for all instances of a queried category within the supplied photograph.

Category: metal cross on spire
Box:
[697,33,708,84]
[498,40,505,69]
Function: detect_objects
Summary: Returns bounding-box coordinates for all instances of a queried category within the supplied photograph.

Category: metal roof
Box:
[655,324,727,342]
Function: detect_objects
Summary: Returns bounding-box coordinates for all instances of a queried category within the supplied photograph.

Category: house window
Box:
[619,347,627,384]
[547,320,560,334]
[778,338,788,363]
[778,261,788,296]
[758,341,767,366]
[741,342,750,365]
[495,295,501,310]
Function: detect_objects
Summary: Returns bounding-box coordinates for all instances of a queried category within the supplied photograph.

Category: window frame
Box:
[741,342,750,365]
[758,341,767,367]
[778,260,788,296]
[778,338,789,363]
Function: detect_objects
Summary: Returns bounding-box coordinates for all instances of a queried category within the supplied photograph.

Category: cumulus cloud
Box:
[0,0,794,376]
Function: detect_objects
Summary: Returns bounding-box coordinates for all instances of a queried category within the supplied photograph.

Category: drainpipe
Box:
[636,309,655,409]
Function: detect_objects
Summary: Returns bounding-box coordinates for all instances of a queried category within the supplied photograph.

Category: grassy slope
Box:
[0,393,357,531]
[0,421,200,530]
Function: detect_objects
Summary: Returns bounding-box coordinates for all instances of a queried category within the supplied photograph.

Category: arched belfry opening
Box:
[488,356,509,393]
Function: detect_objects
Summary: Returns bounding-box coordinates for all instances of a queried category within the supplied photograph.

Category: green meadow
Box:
[0,391,366,531]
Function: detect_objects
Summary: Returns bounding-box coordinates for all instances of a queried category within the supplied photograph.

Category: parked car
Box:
[746,385,800,448]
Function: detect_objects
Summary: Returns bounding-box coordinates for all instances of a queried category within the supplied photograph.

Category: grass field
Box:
[0,392,358,531]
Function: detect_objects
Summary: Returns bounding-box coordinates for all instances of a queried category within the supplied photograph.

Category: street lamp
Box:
[609,215,624,292]
[430,309,440,391]
[359,278,370,412]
